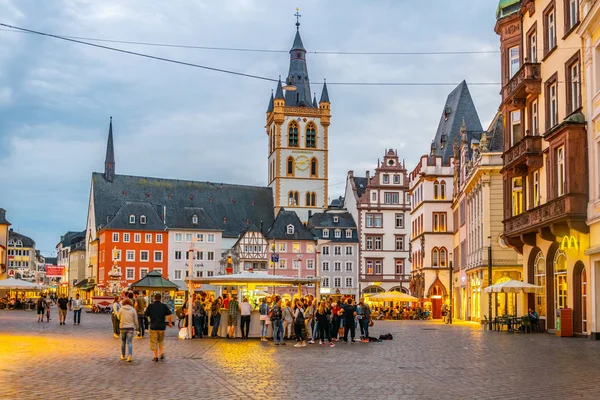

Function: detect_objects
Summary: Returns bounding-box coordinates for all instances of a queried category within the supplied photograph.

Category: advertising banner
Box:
[46,265,65,278]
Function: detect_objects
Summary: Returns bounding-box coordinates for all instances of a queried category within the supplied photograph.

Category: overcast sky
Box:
[0,0,501,255]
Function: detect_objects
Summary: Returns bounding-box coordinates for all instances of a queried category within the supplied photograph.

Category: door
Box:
[432,298,442,319]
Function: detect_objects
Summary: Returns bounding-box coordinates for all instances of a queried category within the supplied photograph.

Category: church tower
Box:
[266,10,330,222]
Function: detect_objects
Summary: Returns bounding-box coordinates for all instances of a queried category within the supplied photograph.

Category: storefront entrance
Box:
[431,285,443,319]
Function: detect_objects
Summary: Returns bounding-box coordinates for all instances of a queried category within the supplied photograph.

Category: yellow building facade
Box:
[0,209,10,279]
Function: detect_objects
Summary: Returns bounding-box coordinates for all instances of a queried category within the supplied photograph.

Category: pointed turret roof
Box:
[284,21,313,107]
[291,29,305,51]
[275,78,284,99]
[267,91,274,112]
[320,80,330,103]
[312,94,317,108]
[104,117,115,182]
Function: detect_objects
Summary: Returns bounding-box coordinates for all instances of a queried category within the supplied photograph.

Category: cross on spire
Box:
[294,8,301,29]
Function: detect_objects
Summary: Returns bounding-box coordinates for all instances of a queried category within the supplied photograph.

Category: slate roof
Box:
[429,81,482,164]
[0,208,10,225]
[8,230,35,248]
[58,231,85,248]
[169,207,222,231]
[284,28,314,108]
[267,92,274,112]
[307,212,358,242]
[497,0,521,18]
[353,177,369,198]
[320,81,330,103]
[104,201,167,231]
[265,208,315,241]
[44,257,57,265]
[486,112,504,152]
[130,270,178,289]
[91,173,274,238]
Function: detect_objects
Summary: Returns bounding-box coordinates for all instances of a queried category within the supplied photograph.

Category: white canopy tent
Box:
[0,278,44,290]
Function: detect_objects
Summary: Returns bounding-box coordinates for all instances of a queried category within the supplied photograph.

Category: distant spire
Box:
[267,90,274,112]
[320,79,330,103]
[312,93,317,108]
[294,7,301,30]
[275,77,284,99]
[285,9,312,107]
[104,117,115,182]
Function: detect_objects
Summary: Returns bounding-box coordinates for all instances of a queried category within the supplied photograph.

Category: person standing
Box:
[223,293,231,310]
[282,300,294,340]
[293,299,306,348]
[226,295,239,339]
[259,297,270,342]
[145,293,173,362]
[240,297,252,339]
[271,296,284,346]
[111,296,121,338]
[331,300,342,341]
[36,295,46,322]
[192,295,205,339]
[117,298,139,362]
[71,294,83,325]
[357,298,371,342]
[304,299,316,344]
[210,297,222,338]
[316,301,335,347]
[134,291,147,338]
[342,298,357,344]
[57,294,69,325]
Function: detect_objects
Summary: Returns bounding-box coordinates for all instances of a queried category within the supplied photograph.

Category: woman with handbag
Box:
[259,297,270,342]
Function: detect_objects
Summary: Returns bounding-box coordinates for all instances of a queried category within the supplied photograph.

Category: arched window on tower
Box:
[288,121,299,147]
[287,157,295,176]
[440,181,446,199]
[310,158,318,177]
[306,123,316,148]
[306,192,311,207]
[432,247,439,267]
[433,180,440,200]
[440,247,447,267]
[288,191,296,206]
[311,192,316,206]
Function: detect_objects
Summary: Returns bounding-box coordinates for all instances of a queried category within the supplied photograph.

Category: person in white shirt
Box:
[70,294,83,325]
[240,298,253,339]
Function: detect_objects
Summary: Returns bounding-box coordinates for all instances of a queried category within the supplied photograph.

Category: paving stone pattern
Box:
[1,309,600,399]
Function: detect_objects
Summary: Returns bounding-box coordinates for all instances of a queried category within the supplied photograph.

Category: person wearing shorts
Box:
[36,296,46,322]
[226,295,239,339]
[145,293,173,362]
[57,294,69,325]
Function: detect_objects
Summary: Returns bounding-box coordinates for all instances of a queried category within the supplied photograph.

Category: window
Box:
[345,262,353,272]
[534,252,546,317]
[334,277,342,288]
[287,157,295,176]
[140,215,146,224]
[566,0,579,31]
[322,277,330,288]
[345,246,353,255]
[545,7,556,54]
[556,146,566,196]
[292,259,300,270]
[432,248,439,267]
[279,259,287,269]
[395,236,404,251]
[322,261,330,272]
[333,216,339,223]
[196,233,204,242]
[529,30,537,63]
[126,250,135,261]
[549,80,558,127]
[345,277,353,288]
[310,158,317,177]
[371,192,377,203]
[154,251,163,262]
[345,229,352,238]
[509,46,520,77]
[322,246,329,255]
[287,224,295,235]
[433,180,439,199]
[395,259,404,275]
[207,234,215,243]
[126,268,135,280]
[129,215,135,224]
[366,213,382,227]
[192,215,198,224]
[306,260,314,269]
[292,243,301,253]
[334,246,342,255]
[174,270,182,280]
[460,200,466,226]
[440,248,447,267]
[375,237,382,250]
[156,234,163,244]
[207,271,214,277]
[512,177,523,216]
[382,174,389,184]
[123,233,130,243]
[374,260,383,274]
[288,191,299,206]
[140,268,148,278]
[432,212,447,232]
[510,110,522,145]
[134,233,141,243]
[366,236,373,250]
[567,57,581,113]
[393,174,400,184]
[334,262,341,271]
[533,170,540,207]
[145,234,152,243]
[395,213,404,229]
[278,243,287,252]
[334,229,341,238]
[306,123,316,148]
[207,251,214,261]
[175,250,182,260]
[323,229,329,238]
[113,250,122,261]
[384,192,399,204]
[196,271,203,278]
[288,121,298,147]
[307,244,314,253]
[366,260,373,274]
[140,251,149,262]
[185,233,193,242]
[112,232,119,242]
[531,99,539,135]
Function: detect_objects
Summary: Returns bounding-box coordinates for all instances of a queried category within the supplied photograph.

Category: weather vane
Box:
[294,7,301,29]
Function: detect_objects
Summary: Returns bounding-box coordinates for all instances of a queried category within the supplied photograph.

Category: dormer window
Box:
[192,215,198,224]
[287,224,295,235]
[333,216,339,223]
[140,215,147,224]
[323,229,329,238]
[334,229,341,238]
[345,229,352,238]
[129,215,135,224]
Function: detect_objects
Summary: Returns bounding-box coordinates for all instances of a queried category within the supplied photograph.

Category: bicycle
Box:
[443,310,451,324]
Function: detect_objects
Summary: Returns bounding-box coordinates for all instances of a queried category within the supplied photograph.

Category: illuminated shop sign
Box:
[559,236,579,251]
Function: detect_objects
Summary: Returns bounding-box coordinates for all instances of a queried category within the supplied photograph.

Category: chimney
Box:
[308,210,312,219]
[0,208,5,220]
[366,170,370,181]
[260,221,264,233]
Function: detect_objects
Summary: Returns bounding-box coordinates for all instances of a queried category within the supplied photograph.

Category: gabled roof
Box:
[486,112,504,152]
[104,201,167,231]
[44,257,57,265]
[0,208,10,225]
[8,230,35,248]
[353,177,369,198]
[265,209,314,241]
[430,81,482,164]
[58,231,85,248]
[307,212,357,229]
[170,207,222,231]
[92,173,274,238]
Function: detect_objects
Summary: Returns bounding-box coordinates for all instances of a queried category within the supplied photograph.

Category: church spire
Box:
[285,8,313,107]
[267,91,274,112]
[104,117,115,182]
[320,79,330,103]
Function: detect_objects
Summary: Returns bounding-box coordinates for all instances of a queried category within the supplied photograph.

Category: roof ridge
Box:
[92,172,271,190]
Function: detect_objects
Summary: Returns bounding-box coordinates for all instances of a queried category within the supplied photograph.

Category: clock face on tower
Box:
[296,155,310,171]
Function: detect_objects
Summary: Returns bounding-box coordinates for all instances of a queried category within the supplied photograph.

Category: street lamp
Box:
[449,252,453,325]
[488,236,493,331]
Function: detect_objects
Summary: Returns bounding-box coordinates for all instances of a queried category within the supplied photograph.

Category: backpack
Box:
[113,302,121,315]
[379,333,393,341]
[295,308,305,325]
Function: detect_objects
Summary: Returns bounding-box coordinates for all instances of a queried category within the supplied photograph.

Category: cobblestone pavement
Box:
[2,310,600,400]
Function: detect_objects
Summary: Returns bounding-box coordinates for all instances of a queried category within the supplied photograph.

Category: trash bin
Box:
[556,308,573,337]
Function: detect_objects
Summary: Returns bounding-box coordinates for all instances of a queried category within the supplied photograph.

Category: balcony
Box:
[502,63,541,105]
[502,135,543,173]
[503,193,588,240]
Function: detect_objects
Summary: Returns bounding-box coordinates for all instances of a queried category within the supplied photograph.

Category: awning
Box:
[74,279,90,288]
[81,283,96,291]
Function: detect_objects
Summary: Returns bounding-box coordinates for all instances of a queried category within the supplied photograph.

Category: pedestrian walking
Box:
[293,299,306,348]
[226,295,239,339]
[71,294,83,325]
[117,298,139,362]
[36,295,46,322]
[111,296,121,338]
[240,297,252,339]
[57,294,69,325]
[133,291,147,338]
[259,297,270,342]
[145,293,173,362]
[210,297,222,338]
[316,301,335,347]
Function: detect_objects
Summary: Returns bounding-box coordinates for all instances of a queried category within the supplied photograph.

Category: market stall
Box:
[0,278,45,309]
[184,273,320,338]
